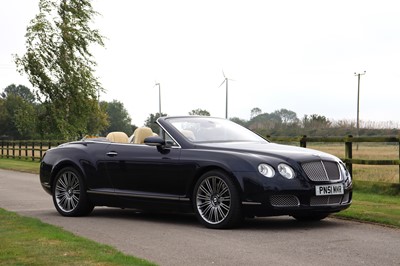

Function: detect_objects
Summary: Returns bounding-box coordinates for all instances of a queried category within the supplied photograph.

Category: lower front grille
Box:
[270,195,300,207]
[310,195,343,206]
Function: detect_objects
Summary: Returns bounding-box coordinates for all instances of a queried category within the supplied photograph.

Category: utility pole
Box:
[354,71,366,148]
[155,82,161,115]
[225,78,228,119]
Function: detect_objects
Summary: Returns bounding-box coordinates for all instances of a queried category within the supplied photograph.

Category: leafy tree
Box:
[144,112,168,133]
[230,117,248,127]
[0,98,8,138]
[86,99,109,136]
[1,84,35,103]
[100,100,132,135]
[189,108,210,116]
[0,95,36,139]
[0,85,38,139]
[273,108,299,125]
[250,107,262,119]
[249,112,282,131]
[302,114,331,129]
[14,0,106,139]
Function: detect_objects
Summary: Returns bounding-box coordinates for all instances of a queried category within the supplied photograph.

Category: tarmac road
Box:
[1,169,400,266]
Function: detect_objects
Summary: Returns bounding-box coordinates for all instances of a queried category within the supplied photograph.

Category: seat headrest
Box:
[180,130,195,141]
[133,127,154,144]
[106,132,129,143]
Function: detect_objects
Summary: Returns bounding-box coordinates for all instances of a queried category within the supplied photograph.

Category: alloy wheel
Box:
[195,175,231,225]
[54,170,81,213]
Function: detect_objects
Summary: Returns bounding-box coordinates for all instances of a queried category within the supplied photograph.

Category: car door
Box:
[104,143,195,199]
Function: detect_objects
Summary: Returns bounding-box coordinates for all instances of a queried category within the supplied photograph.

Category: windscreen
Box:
[168,117,268,143]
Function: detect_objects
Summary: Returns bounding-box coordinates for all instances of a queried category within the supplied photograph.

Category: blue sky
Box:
[1,0,399,126]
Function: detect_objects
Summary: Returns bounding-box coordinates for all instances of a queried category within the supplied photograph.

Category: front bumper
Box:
[237,171,353,217]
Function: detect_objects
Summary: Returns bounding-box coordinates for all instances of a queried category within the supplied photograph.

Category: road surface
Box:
[1,169,399,266]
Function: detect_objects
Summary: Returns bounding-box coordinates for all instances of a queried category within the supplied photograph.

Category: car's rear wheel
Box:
[52,167,94,216]
[292,213,329,221]
[193,170,243,229]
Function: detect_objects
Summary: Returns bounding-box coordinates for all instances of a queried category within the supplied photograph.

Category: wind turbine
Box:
[154,81,161,115]
[219,70,234,119]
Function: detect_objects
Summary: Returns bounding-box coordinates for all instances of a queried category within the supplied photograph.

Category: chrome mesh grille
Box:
[310,195,342,206]
[302,161,341,182]
[270,195,300,207]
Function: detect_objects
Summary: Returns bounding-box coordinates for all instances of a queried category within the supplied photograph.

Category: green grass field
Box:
[308,143,399,183]
[0,158,40,174]
[0,208,156,266]
[333,190,400,228]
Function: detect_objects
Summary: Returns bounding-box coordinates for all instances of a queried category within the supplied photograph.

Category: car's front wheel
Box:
[52,167,94,217]
[193,170,243,229]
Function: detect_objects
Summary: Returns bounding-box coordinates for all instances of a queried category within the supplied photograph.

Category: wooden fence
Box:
[268,135,400,182]
[1,136,399,181]
[0,140,64,161]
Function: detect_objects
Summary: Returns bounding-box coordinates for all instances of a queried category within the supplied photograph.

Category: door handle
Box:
[106,151,118,157]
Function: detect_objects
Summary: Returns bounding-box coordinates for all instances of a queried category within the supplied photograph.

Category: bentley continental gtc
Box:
[40,116,352,229]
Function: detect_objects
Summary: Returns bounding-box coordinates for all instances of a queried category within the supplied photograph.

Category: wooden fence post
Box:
[25,141,28,160]
[345,135,353,177]
[39,142,43,159]
[6,141,9,159]
[31,141,35,161]
[300,135,307,148]
[12,141,15,159]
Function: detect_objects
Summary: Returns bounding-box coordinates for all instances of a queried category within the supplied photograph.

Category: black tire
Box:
[292,213,330,222]
[193,170,243,229]
[52,167,94,217]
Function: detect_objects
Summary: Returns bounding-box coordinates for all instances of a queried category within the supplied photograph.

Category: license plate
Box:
[315,184,344,196]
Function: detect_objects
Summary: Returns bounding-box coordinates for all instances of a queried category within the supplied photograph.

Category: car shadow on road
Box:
[242,216,344,231]
[89,207,344,231]
[91,207,199,225]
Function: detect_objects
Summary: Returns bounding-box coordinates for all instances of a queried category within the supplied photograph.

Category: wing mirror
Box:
[144,136,172,152]
[144,136,164,146]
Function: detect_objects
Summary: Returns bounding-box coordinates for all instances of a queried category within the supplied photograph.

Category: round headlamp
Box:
[258,163,275,178]
[278,163,295,179]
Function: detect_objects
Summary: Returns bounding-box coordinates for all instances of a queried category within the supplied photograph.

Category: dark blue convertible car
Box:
[40,116,352,228]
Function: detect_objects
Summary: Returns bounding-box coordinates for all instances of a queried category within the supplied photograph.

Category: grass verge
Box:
[332,180,400,228]
[0,158,40,174]
[0,208,156,266]
[333,191,400,228]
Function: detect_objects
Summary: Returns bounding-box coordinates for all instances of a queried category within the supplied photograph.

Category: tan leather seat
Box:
[180,130,195,141]
[106,132,129,143]
[133,127,154,144]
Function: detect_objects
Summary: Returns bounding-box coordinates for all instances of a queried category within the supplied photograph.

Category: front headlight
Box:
[258,163,275,178]
[278,164,296,179]
[339,162,352,185]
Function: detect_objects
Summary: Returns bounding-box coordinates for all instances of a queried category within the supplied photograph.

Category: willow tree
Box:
[15,0,107,139]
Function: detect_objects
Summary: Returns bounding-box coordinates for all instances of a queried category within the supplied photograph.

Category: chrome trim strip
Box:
[242,201,262,205]
[88,190,185,201]
[320,160,329,180]
[156,121,182,149]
